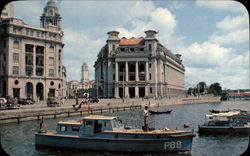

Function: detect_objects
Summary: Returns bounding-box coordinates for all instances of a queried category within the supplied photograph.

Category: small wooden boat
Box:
[209,109,229,113]
[35,114,195,153]
[198,112,250,136]
[149,110,172,114]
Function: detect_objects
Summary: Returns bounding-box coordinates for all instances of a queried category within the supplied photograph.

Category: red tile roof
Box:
[119,37,144,45]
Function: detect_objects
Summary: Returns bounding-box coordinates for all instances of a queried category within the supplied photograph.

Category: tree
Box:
[208,82,222,96]
[197,82,207,94]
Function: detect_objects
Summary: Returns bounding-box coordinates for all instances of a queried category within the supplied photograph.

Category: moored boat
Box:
[35,114,196,153]
[198,112,250,136]
[149,110,172,114]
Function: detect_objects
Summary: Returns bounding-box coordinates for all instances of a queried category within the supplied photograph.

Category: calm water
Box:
[0,100,249,156]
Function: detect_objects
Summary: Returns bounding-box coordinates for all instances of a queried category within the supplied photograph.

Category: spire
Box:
[40,0,61,30]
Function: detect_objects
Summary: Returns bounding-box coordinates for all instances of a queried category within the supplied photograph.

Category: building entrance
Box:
[36,83,44,100]
[25,82,33,99]
[119,87,124,98]
[13,88,20,98]
[139,87,145,97]
[49,88,55,97]
[129,87,135,98]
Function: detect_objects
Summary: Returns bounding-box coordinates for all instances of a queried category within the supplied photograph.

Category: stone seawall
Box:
[0,97,220,124]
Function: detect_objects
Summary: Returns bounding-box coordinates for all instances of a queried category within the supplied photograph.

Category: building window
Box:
[120,48,125,52]
[148,44,152,50]
[49,69,54,77]
[13,53,19,63]
[25,67,33,76]
[149,63,151,68]
[149,73,151,80]
[140,48,144,51]
[113,74,115,80]
[49,45,54,53]
[37,32,40,37]
[36,68,43,76]
[14,80,19,85]
[25,44,33,53]
[150,87,152,93]
[36,46,44,54]
[49,57,54,66]
[130,48,134,52]
[13,27,17,33]
[13,66,19,75]
[13,40,19,49]
[112,44,115,50]
[30,30,34,36]
[26,29,29,35]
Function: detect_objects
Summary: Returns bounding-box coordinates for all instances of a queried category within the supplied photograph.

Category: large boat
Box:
[198,111,250,135]
[35,114,196,153]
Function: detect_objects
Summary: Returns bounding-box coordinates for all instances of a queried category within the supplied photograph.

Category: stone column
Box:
[114,86,119,98]
[33,45,36,76]
[154,59,158,98]
[125,87,129,98]
[125,61,128,81]
[135,61,139,81]
[145,61,149,81]
[115,62,118,82]
[135,86,139,98]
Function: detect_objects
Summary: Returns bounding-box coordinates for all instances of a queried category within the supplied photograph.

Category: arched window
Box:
[13,40,19,49]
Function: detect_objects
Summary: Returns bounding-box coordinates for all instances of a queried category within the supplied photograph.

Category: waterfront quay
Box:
[0,96,220,124]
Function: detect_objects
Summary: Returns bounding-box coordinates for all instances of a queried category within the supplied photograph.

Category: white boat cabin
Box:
[56,115,124,135]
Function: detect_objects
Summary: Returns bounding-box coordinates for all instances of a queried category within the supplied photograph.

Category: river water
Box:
[0,100,249,156]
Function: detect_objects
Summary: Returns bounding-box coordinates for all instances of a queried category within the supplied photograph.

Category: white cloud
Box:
[196,0,246,12]
[216,13,249,31]
[210,28,249,45]
[130,1,155,18]
[63,28,105,81]
[183,41,232,68]
[185,50,249,89]
[169,1,186,10]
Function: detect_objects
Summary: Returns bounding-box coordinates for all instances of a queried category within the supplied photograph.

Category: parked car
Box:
[47,97,61,107]
[0,98,8,110]
[6,98,20,109]
[89,97,99,103]
[18,98,33,105]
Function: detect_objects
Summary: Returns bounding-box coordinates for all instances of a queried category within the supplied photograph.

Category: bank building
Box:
[0,0,66,101]
[94,30,185,98]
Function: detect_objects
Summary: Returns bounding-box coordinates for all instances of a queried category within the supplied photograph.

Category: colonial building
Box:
[0,0,66,101]
[94,30,185,98]
[67,63,94,98]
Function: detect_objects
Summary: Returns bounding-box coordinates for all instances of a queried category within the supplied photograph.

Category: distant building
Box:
[67,63,94,98]
[81,62,90,89]
[0,0,66,100]
[94,30,185,98]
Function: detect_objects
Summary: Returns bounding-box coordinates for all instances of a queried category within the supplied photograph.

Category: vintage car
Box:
[47,97,61,107]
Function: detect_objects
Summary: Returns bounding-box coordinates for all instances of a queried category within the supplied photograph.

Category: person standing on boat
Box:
[144,105,149,132]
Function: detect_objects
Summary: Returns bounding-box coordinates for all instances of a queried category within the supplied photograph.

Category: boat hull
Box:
[198,125,250,135]
[35,132,194,153]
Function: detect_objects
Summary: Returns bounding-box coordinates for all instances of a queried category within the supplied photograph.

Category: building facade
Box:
[0,0,66,101]
[94,30,185,98]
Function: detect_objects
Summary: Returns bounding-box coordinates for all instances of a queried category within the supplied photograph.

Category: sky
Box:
[12,0,249,90]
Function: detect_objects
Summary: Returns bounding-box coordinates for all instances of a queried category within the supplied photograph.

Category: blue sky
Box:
[13,0,249,89]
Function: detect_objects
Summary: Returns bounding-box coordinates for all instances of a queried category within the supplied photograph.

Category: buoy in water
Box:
[183,123,190,128]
